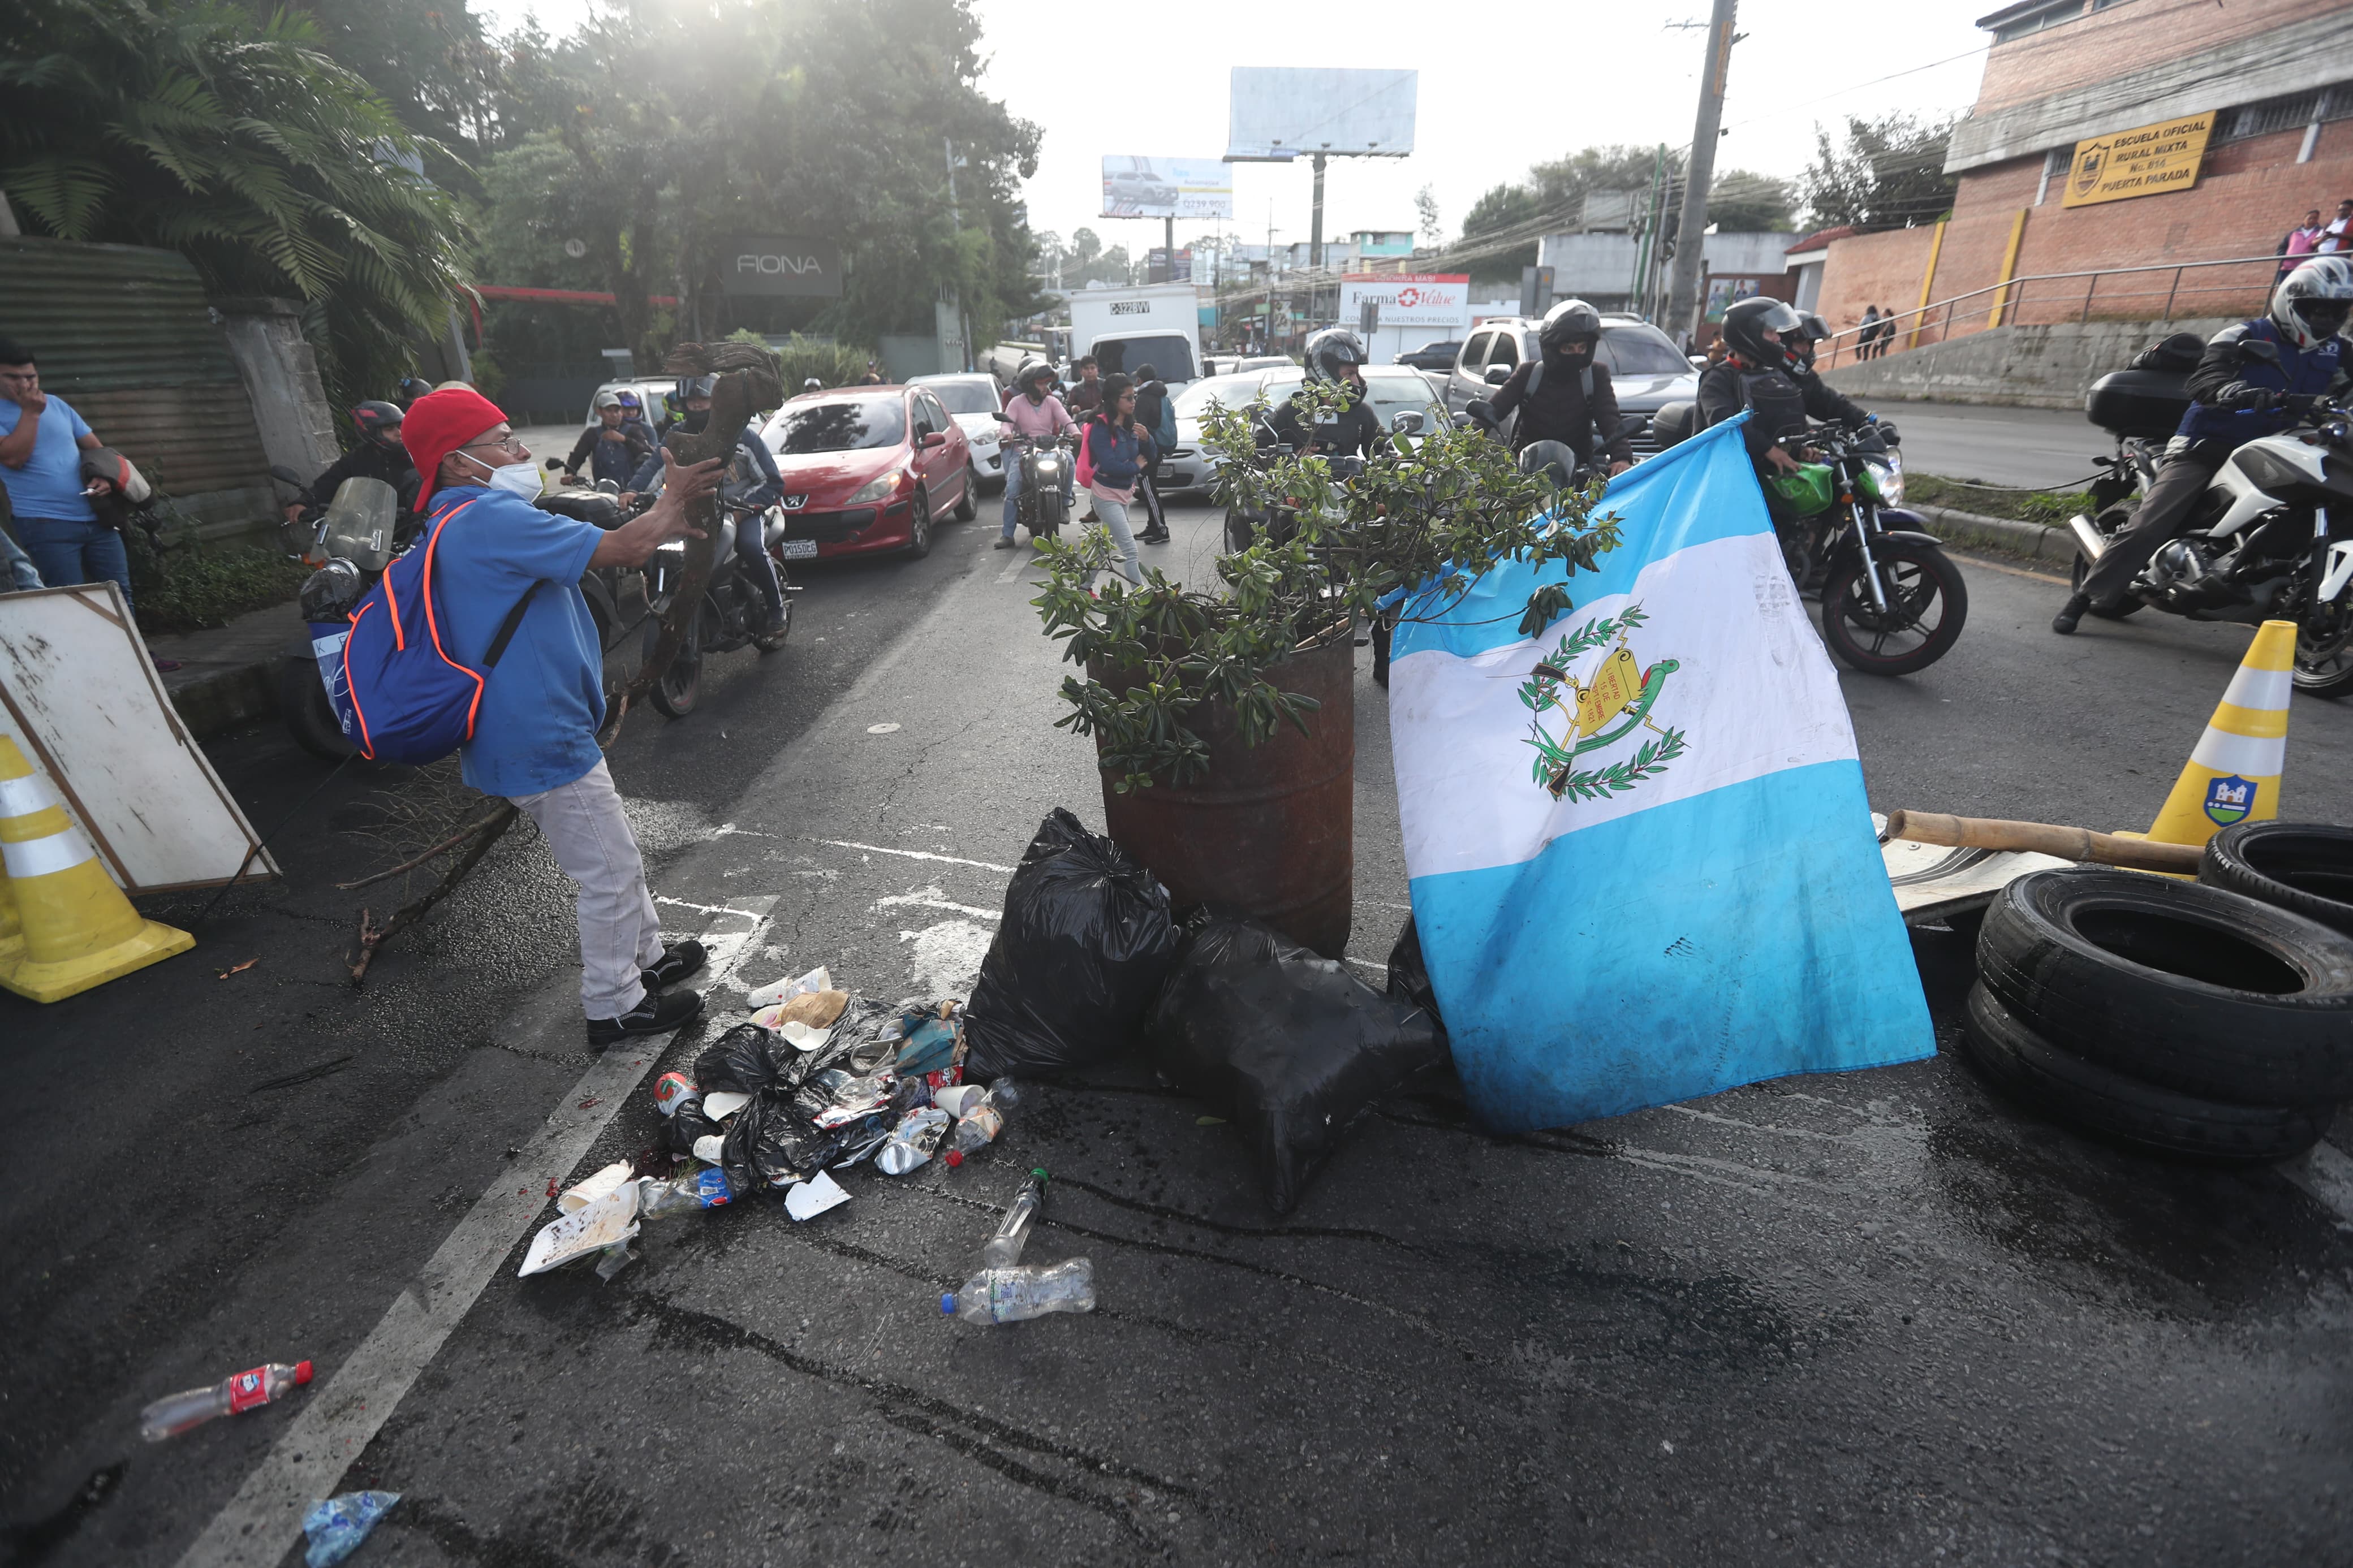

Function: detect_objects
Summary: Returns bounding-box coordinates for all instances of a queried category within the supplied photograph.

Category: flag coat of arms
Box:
[1387,417,1933,1133]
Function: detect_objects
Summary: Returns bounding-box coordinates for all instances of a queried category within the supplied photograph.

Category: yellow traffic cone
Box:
[0,736,193,1003]
[2143,619,2294,849]
[0,870,23,982]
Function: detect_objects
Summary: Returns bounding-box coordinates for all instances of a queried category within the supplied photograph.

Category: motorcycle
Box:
[2071,351,2187,612]
[642,452,798,718]
[1762,421,1967,677]
[1221,413,1369,553]
[2066,368,2353,696]
[994,413,1075,538]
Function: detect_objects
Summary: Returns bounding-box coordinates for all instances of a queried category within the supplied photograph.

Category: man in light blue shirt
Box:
[0,338,128,608]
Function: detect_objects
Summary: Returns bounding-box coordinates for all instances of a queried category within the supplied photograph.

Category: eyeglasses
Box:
[461,432,525,455]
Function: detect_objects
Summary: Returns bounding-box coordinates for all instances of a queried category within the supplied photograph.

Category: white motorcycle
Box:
[2066,373,2353,697]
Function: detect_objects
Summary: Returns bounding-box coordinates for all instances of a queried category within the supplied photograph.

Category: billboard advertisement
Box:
[718,235,843,297]
[1227,68,1417,161]
[1101,157,1234,219]
[1337,274,1468,331]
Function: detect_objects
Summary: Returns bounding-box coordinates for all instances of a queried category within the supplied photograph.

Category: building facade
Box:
[1813,0,2353,355]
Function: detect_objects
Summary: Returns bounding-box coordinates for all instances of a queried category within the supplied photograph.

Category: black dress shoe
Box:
[641,938,706,990]
[2050,593,2091,635]
[587,986,703,1047]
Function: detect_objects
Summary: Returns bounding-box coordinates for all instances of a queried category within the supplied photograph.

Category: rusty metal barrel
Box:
[1094,629,1354,958]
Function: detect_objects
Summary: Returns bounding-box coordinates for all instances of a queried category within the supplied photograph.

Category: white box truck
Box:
[1065,284,1202,388]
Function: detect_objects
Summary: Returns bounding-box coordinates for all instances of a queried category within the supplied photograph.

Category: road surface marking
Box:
[874,884,1002,920]
[173,897,777,1568]
[994,552,1038,585]
[2281,1141,2353,1226]
[815,839,1016,874]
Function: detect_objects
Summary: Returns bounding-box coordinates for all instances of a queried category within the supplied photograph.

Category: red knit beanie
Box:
[402,387,510,511]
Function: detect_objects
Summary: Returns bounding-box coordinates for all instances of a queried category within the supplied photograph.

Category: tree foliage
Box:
[0,0,473,406]
[1798,114,1958,232]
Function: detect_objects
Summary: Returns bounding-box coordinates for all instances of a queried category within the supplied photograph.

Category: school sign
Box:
[2062,113,2214,208]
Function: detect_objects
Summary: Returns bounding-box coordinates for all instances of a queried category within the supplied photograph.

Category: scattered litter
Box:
[216,958,258,980]
[934,1083,988,1118]
[943,1258,1096,1324]
[785,1170,852,1221]
[878,1107,951,1174]
[653,1072,696,1115]
[691,1134,726,1163]
[139,1359,313,1441]
[746,964,832,1010]
[777,1020,831,1051]
[964,809,1180,1079]
[702,1090,752,1120]
[519,1185,639,1276]
[639,1165,732,1220]
[558,1161,634,1214]
[1148,915,1446,1213]
[982,1169,1049,1266]
[943,1094,1003,1165]
[301,1491,399,1567]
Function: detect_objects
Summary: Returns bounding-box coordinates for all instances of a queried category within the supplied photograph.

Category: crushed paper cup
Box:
[703,1090,752,1120]
[558,1160,635,1214]
[692,1134,726,1163]
[521,1186,640,1276]
[779,1020,832,1052]
[785,1170,851,1221]
[933,1083,987,1118]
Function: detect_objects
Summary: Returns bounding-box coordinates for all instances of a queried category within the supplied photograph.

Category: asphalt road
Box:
[1876,402,2119,491]
[3,478,2351,1566]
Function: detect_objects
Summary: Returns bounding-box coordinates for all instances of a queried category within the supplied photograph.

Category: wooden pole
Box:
[1882,809,2203,874]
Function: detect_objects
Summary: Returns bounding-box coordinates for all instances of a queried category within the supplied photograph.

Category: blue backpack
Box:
[307,497,539,764]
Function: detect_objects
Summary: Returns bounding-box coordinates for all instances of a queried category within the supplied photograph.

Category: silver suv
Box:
[1442,316,1698,457]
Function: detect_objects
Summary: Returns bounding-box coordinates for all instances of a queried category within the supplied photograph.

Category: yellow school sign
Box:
[2063,113,2214,208]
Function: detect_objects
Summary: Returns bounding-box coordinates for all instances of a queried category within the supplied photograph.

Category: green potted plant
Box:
[1031,383,1626,957]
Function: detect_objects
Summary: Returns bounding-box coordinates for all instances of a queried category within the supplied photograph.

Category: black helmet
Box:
[1536,299,1602,353]
[1304,327,1367,384]
[1015,356,1054,396]
[351,399,404,448]
[1720,296,1804,371]
[1786,310,1833,370]
[676,373,719,401]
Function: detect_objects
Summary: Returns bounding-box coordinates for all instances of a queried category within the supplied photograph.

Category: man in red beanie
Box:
[403,387,725,1044]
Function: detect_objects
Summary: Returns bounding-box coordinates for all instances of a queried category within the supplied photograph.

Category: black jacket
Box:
[303,439,416,511]
[1792,367,1870,429]
[1697,360,1810,470]
[1270,385,1384,458]
[1488,352,1635,465]
[564,421,653,485]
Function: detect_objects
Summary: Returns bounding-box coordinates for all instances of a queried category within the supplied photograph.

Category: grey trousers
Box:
[2079,446,2226,607]
[511,758,665,1020]
[1088,486,1142,587]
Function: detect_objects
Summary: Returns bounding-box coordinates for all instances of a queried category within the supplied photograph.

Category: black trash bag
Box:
[694,1023,791,1096]
[719,1092,834,1195]
[1147,915,1447,1213]
[663,1096,726,1160]
[1385,914,1446,1040]
[964,808,1181,1079]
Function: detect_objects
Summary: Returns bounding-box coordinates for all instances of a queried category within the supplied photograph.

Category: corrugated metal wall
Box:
[0,239,273,503]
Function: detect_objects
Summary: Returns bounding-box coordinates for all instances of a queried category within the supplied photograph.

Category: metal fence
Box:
[1817,252,2289,369]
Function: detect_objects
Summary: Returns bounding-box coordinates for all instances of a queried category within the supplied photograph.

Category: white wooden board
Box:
[0,582,277,892]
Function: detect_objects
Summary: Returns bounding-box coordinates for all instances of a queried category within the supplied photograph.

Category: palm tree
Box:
[1,0,475,404]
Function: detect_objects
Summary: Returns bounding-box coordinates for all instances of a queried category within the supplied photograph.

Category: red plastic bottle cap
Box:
[944,1149,963,1168]
[294,1360,315,1385]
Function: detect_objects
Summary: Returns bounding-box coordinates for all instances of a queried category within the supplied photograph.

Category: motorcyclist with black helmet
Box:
[1782,310,1880,433]
[1269,327,1384,457]
[1696,296,1813,481]
[2054,256,2353,634]
[1484,299,1635,475]
[289,399,417,521]
[625,373,790,633]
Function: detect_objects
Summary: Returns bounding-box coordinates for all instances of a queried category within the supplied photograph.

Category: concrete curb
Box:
[163,659,279,741]
[148,601,302,742]
[1911,502,2077,569]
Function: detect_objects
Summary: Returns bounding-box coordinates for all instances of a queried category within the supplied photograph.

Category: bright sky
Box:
[473,0,1997,251]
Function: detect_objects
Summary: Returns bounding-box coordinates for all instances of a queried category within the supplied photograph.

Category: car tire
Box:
[954,464,979,522]
[1962,983,2333,1164]
[902,488,932,559]
[2200,822,2353,939]
[1976,867,2353,1105]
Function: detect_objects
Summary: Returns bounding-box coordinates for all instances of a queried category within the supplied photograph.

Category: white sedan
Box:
[908,373,1010,493]
[1161,367,1447,496]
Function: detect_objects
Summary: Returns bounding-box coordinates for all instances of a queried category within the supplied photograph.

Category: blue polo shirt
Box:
[423,486,606,798]
[0,395,97,522]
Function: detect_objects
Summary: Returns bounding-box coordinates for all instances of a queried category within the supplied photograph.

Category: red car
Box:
[759,385,976,561]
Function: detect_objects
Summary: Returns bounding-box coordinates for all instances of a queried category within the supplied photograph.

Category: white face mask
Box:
[462,450,540,501]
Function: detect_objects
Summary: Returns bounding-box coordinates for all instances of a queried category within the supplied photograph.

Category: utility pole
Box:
[1665,0,1737,343]
[1309,152,1327,276]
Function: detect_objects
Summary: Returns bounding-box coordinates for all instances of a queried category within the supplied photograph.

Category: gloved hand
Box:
[2283,393,2324,418]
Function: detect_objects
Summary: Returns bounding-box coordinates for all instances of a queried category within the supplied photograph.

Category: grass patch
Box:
[1906,472,2093,528]
[127,526,309,636]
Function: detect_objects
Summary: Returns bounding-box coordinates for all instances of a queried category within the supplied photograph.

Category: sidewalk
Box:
[146,598,301,740]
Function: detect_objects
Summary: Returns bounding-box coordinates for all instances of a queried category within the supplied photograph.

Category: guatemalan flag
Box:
[1389,416,1933,1134]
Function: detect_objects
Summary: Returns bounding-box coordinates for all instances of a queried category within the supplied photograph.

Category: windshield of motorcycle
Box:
[769,396,907,455]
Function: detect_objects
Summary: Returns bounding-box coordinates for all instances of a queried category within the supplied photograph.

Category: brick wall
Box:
[1972,0,2345,114]
[1813,227,1943,345]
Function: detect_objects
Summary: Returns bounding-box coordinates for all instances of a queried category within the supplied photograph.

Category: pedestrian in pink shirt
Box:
[2280,208,2326,276]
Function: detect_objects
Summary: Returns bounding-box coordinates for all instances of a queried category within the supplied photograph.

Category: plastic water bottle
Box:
[982,1169,1049,1267]
[942,1258,1096,1324]
[139,1360,314,1441]
[637,1167,732,1220]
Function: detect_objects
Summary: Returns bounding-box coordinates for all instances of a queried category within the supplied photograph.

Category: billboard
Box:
[1227,68,1417,161]
[718,235,844,297]
[1337,274,1468,331]
[1101,157,1233,219]
[2062,112,2214,208]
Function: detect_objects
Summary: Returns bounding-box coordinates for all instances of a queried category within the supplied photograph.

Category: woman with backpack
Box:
[1078,372,1149,588]
[1130,364,1176,544]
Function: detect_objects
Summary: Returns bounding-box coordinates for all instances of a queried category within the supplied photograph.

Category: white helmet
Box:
[2270,256,2353,351]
